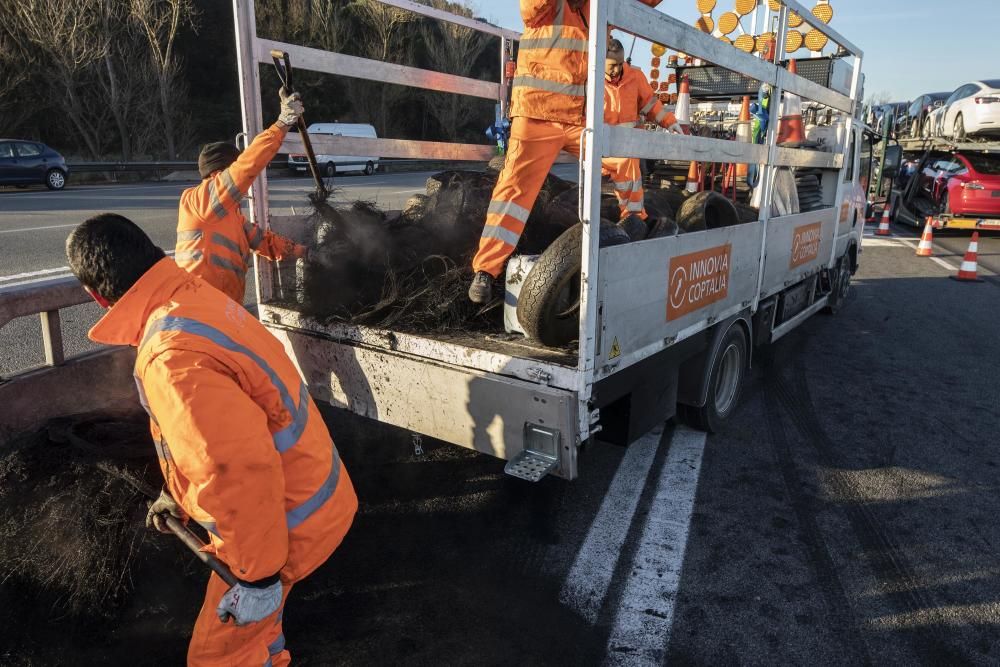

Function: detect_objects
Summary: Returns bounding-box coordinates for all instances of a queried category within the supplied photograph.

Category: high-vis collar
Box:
[88,257,190,347]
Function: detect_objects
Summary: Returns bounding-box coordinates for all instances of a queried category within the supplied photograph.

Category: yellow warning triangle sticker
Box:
[609,337,621,360]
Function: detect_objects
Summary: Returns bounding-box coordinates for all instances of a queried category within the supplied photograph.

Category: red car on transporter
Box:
[920,151,1000,223]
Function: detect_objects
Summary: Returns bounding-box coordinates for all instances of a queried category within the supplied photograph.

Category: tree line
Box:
[0,0,502,161]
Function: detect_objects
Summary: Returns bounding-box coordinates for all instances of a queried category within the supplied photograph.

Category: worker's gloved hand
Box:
[217,574,283,626]
[668,122,687,135]
[278,87,304,127]
[145,488,188,534]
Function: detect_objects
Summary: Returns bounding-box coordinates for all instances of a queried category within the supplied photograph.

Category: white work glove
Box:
[145,487,188,534]
[667,122,685,135]
[278,87,304,127]
[217,575,283,626]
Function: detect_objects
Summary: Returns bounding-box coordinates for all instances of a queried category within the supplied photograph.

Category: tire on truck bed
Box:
[517,222,629,346]
[676,191,741,233]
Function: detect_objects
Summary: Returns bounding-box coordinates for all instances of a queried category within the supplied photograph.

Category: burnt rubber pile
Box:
[0,412,203,666]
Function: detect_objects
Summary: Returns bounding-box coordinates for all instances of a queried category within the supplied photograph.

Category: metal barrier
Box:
[0,275,89,371]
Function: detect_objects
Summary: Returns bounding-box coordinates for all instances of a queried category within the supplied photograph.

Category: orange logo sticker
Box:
[790,222,822,268]
[667,244,731,321]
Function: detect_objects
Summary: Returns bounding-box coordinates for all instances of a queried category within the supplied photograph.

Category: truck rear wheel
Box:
[678,324,747,433]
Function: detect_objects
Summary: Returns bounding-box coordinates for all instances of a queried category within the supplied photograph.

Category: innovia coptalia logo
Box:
[667,244,731,321]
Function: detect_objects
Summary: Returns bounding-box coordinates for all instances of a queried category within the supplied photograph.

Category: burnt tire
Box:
[648,215,678,239]
[517,222,627,346]
[676,191,740,233]
[678,323,748,433]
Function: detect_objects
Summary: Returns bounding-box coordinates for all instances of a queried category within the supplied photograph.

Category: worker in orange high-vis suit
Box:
[67,214,357,667]
[469,0,665,303]
[176,87,308,304]
[604,38,684,222]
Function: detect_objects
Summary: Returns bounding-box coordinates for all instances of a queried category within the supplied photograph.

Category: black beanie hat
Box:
[198,142,241,179]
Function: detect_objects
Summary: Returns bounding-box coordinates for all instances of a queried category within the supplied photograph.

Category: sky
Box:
[463,0,1000,103]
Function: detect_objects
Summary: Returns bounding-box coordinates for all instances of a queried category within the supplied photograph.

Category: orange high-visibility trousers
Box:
[473,116,583,278]
[603,157,647,220]
[188,572,293,667]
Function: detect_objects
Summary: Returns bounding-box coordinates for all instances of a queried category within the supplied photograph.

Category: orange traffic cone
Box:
[676,76,692,133]
[951,232,983,282]
[915,217,934,256]
[736,96,751,178]
[875,204,892,236]
[777,60,805,145]
[685,161,701,193]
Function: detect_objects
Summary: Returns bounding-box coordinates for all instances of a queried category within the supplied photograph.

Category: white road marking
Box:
[0,266,71,283]
[560,428,662,623]
[604,427,707,666]
[0,222,82,234]
[894,238,960,272]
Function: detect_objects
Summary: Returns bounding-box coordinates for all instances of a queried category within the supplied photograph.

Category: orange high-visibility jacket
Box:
[605,64,677,130]
[511,0,591,124]
[176,123,304,303]
[90,258,357,582]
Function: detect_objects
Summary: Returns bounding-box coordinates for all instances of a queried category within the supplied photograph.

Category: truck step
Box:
[504,449,558,482]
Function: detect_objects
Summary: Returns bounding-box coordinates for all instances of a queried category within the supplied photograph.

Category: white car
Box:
[940,79,1000,139]
[925,104,948,138]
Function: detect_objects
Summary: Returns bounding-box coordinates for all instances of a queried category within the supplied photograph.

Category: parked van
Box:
[288,123,380,176]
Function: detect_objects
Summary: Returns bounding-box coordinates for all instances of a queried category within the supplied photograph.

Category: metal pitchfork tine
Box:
[271,49,329,204]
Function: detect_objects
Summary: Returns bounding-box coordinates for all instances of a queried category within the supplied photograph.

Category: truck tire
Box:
[517,222,628,346]
[823,254,851,314]
[678,323,748,433]
[676,191,740,233]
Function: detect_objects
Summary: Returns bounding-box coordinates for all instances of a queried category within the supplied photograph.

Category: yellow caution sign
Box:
[609,337,622,360]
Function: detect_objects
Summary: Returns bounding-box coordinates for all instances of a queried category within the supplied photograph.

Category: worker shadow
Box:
[283,326,378,421]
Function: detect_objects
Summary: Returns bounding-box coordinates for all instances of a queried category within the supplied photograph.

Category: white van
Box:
[287,123,380,176]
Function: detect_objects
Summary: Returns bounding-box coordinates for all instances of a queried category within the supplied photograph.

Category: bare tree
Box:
[418,0,490,140]
[0,26,37,135]
[129,0,197,159]
[4,0,110,157]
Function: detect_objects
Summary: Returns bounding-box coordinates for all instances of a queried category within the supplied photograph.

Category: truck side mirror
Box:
[882,145,903,177]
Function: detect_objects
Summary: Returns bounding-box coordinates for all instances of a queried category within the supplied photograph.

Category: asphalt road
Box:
[4,181,1000,665]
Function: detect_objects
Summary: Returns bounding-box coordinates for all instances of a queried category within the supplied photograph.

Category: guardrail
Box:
[0,275,89,369]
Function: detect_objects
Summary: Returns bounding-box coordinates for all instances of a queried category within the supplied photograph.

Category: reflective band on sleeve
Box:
[268,633,286,656]
[285,442,342,530]
[219,169,241,203]
[210,254,246,278]
[177,230,203,242]
[209,182,227,219]
[512,75,586,97]
[616,121,638,127]
[140,316,310,454]
[640,98,657,115]
[627,201,644,212]
[481,223,521,247]
[519,37,588,52]
[655,108,669,123]
[197,520,221,537]
[487,199,530,224]
[553,0,564,27]
[174,250,203,262]
[613,179,642,192]
[244,222,264,250]
[211,232,243,256]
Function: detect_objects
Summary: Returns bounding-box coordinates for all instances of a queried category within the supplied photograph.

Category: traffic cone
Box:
[736,96,751,178]
[915,217,934,256]
[951,232,983,282]
[875,204,891,236]
[676,75,692,133]
[777,60,805,145]
[685,161,701,193]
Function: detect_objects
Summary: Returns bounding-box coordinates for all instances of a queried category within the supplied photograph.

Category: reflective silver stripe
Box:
[655,107,670,123]
[627,201,644,212]
[519,37,588,52]
[553,0,564,27]
[512,75,585,97]
[177,230,203,242]
[286,443,342,530]
[268,633,286,656]
[209,182,227,219]
[174,250,203,262]
[219,169,241,203]
[640,97,657,115]
[487,199,530,224]
[481,224,521,247]
[211,232,242,255]
[615,121,638,127]
[613,179,642,192]
[244,222,264,250]
[210,254,246,278]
